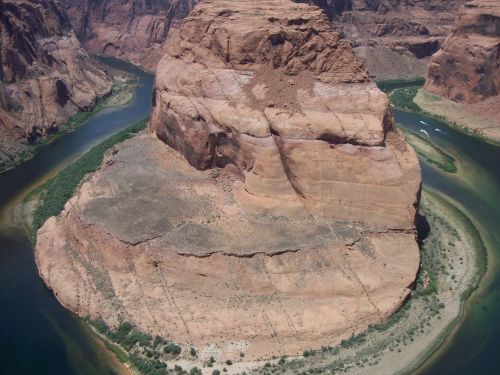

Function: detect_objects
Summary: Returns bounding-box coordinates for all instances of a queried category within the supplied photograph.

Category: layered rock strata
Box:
[297,0,467,79]
[61,0,198,70]
[36,0,421,361]
[36,132,420,360]
[0,0,112,165]
[151,0,421,228]
[424,0,500,104]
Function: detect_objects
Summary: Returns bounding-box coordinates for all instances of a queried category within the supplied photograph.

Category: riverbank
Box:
[0,66,140,175]
[377,80,500,147]
[414,89,500,144]
[12,118,148,238]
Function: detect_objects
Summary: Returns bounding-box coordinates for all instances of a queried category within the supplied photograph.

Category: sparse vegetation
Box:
[31,117,148,238]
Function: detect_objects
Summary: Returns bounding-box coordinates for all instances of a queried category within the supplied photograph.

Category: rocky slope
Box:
[0,0,112,168]
[36,0,421,362]
[297,0,466,79]
[60,0,197,70]
[424,0,500,104]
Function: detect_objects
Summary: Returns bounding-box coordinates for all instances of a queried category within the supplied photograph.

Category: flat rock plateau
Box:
[36,0,421,362]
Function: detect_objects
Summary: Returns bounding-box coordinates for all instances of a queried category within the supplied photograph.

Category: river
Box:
[0,68,498,373]
[0,57,153,375]
[393,110,500,374]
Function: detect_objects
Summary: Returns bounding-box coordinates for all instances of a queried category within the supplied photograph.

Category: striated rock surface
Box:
[36,0,421,361]
[424,0,500,104]
[297,0,466,79]
[0,0,112,165]
[151,0,421,228]
[60,0,197,70]
[36,133,420,360]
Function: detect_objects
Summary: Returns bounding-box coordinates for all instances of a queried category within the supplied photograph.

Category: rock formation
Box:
[60,0,198,70]
[36,0,421,361]
[424,0,500,104]
[297,0,467,79]
[0,0,112,167]
[151,0,421,227]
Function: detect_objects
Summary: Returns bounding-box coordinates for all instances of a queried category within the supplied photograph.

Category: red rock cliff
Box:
[60,0,198,70]
[424,0,500,103]
[0,0,112,168]
[151,0,421,228]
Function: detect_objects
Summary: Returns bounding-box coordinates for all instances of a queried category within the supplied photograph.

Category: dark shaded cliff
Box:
[60,0,198,70]
[0,0,112,170]
[296,0,467,79]
[425,0,500,103]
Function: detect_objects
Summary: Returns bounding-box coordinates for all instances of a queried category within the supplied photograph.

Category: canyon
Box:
[298,0,467,79]
[61,0,198,71]
[419,0,500,141]
[36,0,421,362]
[0,0,112,168]
[60,0,465,78]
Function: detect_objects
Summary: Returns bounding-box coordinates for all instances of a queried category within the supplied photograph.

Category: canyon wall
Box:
[0,0,112,168]
[424,0,500,103]
[60,0,198,70]
[297,0,466,79]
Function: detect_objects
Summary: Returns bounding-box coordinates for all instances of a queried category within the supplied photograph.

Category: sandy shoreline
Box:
[414,89,500,144]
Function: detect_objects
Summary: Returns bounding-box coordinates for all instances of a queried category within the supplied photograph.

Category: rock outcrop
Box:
[151,0,421,228]
[36,0,421,362]
[424,0,500,104]
[297,0,466,79]
[0,0,112,167]
[60,0,197,70]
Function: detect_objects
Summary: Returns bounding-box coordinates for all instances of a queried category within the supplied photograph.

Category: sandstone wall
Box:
[0,0,112,166]
[296,0,466,79]
[60,0,198,70]
[150,0,421,229]
[424,0,500,103]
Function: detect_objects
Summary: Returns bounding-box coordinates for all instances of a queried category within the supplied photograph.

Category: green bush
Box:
[164,343,182,356]
[32,117,148,236]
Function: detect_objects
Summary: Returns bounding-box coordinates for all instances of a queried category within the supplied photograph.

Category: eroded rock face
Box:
[36,133,420,360]
[424,0,500,103]
[60,0,197,70]
[36,0,421,361]
[297,0,466,79]
[0,0,112,163]
[151,0,421,228]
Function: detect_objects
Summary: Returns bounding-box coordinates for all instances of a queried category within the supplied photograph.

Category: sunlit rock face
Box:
[151,0,421,228]
[425,0,500,104]
[60,0,198,70]
[0,0,112,162]
[36,0,422,362]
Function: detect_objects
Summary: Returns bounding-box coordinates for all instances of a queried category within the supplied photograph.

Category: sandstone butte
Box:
[36,0,422,361]
[0,0,112,160]
[424,0,500,105]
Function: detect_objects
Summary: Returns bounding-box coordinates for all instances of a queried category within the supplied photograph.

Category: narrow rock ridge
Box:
[0,0,112,166]
[151,0,421,228]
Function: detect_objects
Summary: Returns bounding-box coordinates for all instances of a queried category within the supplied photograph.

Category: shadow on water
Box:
[0,57,153,374]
